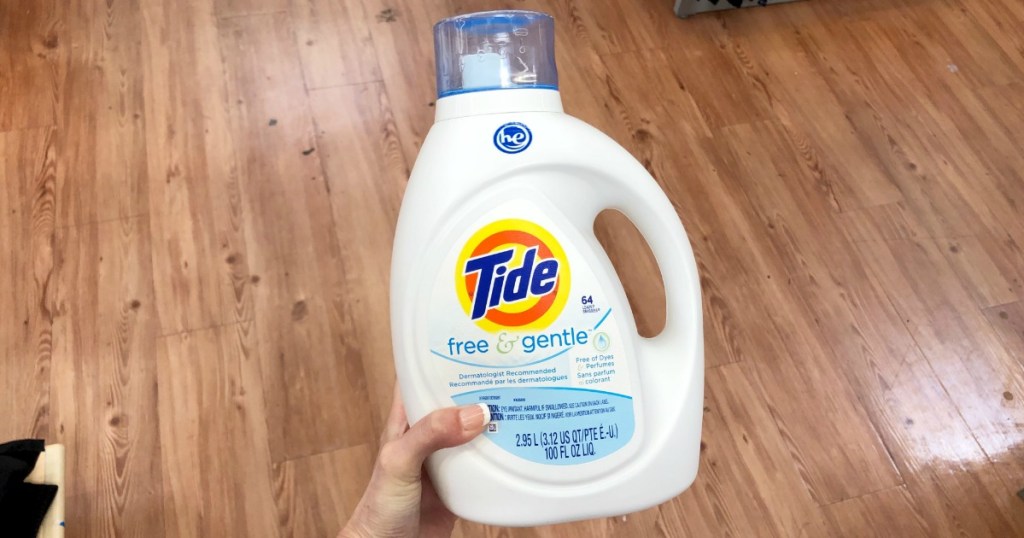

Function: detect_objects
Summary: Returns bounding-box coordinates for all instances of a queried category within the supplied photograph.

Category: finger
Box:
[382,382,408,443]
[378,403,490,485]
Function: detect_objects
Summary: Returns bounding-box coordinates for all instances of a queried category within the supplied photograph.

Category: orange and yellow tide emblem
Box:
[456,219,570,332]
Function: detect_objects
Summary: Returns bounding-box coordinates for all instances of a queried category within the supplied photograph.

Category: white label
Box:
[427,202,635,465]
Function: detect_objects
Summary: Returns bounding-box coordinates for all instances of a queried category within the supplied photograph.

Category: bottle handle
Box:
[598,180,702,366]
[588,166,704,442]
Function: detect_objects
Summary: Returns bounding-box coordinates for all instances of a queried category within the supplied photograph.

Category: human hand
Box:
[340,385,490,538]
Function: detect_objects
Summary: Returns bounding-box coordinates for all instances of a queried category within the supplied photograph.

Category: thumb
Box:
[378,403,490,486]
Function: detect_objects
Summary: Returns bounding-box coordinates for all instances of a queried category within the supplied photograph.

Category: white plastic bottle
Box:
[390,10,703,527]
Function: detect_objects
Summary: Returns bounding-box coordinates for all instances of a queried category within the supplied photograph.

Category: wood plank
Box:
[898,0,1022,89]
[967,1,1024,76]
[712,124,913,387]
[217,11,330,269]
[842,98,989,240]
[659,362,832,537]
[941,233,1023,309]
[755,192,1022,534]
[271,444,374,538]
[0,0,64,131]
[723,9,904,211]
[361,0,450,164]
[156,323,278,538]
[644,139,768,371]
[839,201,929,244]
[214,0,288,18]
[854,340,1024,535]
[708,121,903,504]
[738,282,902,505]
[798,193,1024,535]
[861,11,1024,245]
[538,0,628,143]
[851,235,1024,516]
[290,0,381,89]
[0,127,57,441]
[308,82,406,429]
[983,301,1024,371]
[218,12,375,462]
[699,111,1019,530]
[978,82,1024,141]
[569,0,667,56]
[662,17,774,132]
[50,216,164,536]
[58,0,150,227]
[823,486,929,538]
[708,18,865,214]
[824,34,989,241]
[141,0,255,335]
[598,48,711,147]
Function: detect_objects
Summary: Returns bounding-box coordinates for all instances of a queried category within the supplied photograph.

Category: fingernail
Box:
[459,403,490,431]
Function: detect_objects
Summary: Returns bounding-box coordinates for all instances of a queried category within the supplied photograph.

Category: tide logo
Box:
[493,122,532,154]
[456,219,570,332]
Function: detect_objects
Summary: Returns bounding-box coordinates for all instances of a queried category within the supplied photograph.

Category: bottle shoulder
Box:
[394,111,667,265]
[411,112,640,188]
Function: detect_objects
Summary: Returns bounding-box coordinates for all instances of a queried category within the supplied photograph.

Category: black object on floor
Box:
[0,439,57,538]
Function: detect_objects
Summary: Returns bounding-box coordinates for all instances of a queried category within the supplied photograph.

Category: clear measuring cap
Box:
[434,10,558,98]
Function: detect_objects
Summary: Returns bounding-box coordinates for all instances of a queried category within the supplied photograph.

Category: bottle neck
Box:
[434,89,564,121]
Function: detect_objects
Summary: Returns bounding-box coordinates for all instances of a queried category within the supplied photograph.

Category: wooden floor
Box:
[2,0,1024,535]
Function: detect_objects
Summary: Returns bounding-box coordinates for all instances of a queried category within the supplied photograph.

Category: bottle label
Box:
[428,204,635,465]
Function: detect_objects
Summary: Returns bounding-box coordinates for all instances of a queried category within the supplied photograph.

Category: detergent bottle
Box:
[390,10,703,526]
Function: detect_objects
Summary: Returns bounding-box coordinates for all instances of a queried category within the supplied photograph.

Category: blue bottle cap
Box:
[434,10,559,98]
